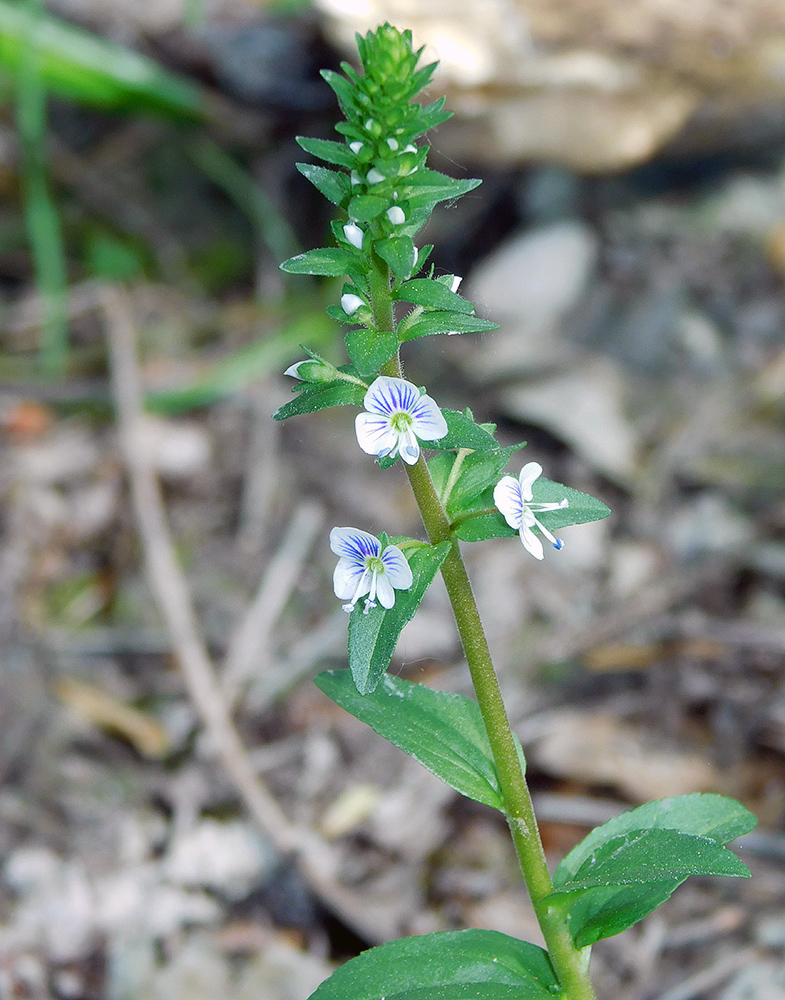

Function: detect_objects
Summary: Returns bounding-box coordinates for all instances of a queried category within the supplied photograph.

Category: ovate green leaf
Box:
[315,671,526,810]
[346,542,451,693]
[280,247,359,277]
[395,278,474,314]
[307,929,558,1000]
[345,329,398,377]
[296,163,348,206]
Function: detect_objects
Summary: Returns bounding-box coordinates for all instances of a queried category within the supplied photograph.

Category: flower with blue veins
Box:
[330,527,413,614]
[493,462,569,560]
[355,376,447,465]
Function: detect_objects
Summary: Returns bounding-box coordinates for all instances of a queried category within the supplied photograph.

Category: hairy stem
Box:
[373,259,596,999]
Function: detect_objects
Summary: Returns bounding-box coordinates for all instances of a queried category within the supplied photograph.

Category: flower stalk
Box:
[375,278,596,1000]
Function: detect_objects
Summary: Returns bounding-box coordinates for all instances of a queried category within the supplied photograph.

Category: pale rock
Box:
[163,818,275,900]
[501,359,639,484]
[667,493,754,560]
[133,415,212,479]
[235,938,333,1000]
[13,425,100,485]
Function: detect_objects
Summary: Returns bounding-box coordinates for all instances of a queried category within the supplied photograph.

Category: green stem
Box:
[372,255,595,1000]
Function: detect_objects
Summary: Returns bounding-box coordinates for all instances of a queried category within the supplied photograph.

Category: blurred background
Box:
[1,0,785,997]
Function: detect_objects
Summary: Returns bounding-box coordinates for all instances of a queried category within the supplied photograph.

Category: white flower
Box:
[341,293,365,316]
[355,376,448,465]
[330,527,413,614]
[366,168,385,185]
[493,462,569,560]
[343,223,364,250]
[386,206,406,225]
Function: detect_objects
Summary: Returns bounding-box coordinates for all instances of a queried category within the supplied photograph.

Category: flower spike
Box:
[493,462,569,560]
[330,527,413,614]
[355,376,447,465]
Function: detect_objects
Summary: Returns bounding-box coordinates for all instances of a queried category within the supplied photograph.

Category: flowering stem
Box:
[373,265,596,1000]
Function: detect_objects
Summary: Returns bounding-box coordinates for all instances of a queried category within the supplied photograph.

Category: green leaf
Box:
[345,329,398,377]
[296,162,348,206]
[280,247,359,277]
[547,798,756,948]
[0,2,203,116]
[417,97,452,133]
[552,828,750,894]
[296,135,355,169]
[395,278,474,314]
[422,408,501,452]
[554,794,757,885]
[306,929,558,1000]
[403,169,481,211]
[399,310,499,340]
[375,235,416,280]
[315,671,526,811]
[272,376,366,420]
[346,543,451,693]
[454,479,612,543]
[348,193,389,222]
[442,446,527,517]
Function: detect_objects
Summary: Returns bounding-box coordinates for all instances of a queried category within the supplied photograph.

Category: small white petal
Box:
[333,559,368,600]
[366,168,385,185]
[520,523,544,560]
[330,526,380,561]
[343,223,364,250]
[386,137,399,151]
[283,361,305,379]
[381,546,413,589]
[519,462,543,502]
[363,376,419,417]
[403,144,417,153]
[374,575,396,609]
[355,412,400,458]
[350,170,362,187]
[450,275,463,293]
[399,428,421,464]
[409,394,448,441]
[341,293,365,316]
[349,141,363,154]
[364,119,374,131]
[386,206,406,225]
[493,476,524,529]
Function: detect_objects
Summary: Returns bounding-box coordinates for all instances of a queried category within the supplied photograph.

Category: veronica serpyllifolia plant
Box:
[275,24,756,1000]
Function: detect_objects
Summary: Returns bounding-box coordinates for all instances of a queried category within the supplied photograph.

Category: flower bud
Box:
[386,206,406,225]
[340,293,366,316]
[343,223,364,249]
[284,359,336,383]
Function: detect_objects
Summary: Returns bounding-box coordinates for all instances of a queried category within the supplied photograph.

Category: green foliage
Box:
[273,370,367,421]
[280,247,361,277]
[423,408,502,452]
[306,929,559,1000]
[315,670,526,811]
[549,795,756,947]
[346,542,451,693]
[0,1,203,115]
[394,277,474,313]
[454,479,611,543]
[399,310,499,340]
[345,329,398,376]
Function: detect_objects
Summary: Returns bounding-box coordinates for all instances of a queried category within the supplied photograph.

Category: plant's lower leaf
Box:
[307,929,558,1000]
[547,806,754,948]
[554,794,757,886]
[345,329,398,377]
[315,670,525,810]
[345,543,451,693]
[564,880,682,949]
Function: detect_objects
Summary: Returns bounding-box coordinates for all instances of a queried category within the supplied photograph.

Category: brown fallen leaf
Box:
[530,709,720,802]
[54,676,171,759]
